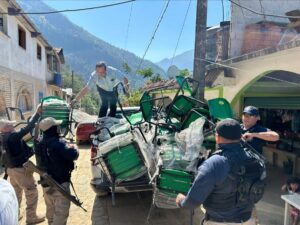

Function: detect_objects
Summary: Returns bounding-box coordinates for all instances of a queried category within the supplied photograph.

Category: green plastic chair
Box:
[128,112,143,125]
[140,92,153,123]
[99,142,147,183]
[207,98,233,120]
[203,135,216,151]
[157,168,194,195]
[166,77,206,122]
[95,136,149,205]
[175,76,193,95]
[41,96,72,136]
[167,95,199,119]
[180,108,210,130]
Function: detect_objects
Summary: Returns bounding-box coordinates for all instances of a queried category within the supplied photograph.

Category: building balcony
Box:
[46,72,62,87]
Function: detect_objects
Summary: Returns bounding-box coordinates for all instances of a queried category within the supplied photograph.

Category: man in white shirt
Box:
[72,61,129,117]
[0,178,18,225]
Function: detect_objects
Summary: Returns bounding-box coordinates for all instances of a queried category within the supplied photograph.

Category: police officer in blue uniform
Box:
[176,119,265,225]
[241,106,279,154]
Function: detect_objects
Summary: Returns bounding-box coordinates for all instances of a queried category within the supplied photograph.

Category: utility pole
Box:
[193,0,207,101]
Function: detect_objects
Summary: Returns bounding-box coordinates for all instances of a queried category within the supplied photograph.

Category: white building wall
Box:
[0,10,47,81]
[230,0,300,57]
[0,3,49,118]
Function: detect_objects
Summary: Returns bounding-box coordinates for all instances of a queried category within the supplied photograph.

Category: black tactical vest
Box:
[203,145,266,212]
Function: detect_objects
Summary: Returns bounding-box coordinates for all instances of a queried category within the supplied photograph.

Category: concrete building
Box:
[0,0,64,120]
[205,1,300,177]
[229,0,300,57]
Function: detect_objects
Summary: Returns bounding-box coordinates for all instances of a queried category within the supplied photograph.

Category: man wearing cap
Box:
[72,61,129,118]
[176,119,258,225]
[38,117,79,225]
[242,106,279,154]
[0,104,45,224]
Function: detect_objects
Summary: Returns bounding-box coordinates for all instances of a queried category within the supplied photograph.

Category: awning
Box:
[244,97,300,109]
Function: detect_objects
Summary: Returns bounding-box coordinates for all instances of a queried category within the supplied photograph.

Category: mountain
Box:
[18,0,166,88]
[156,50,194,72]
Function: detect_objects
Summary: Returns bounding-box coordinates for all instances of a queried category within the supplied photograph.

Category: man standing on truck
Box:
[71,61,129,118]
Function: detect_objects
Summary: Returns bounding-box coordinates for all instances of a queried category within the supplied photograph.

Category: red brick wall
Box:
[242,22,298,54]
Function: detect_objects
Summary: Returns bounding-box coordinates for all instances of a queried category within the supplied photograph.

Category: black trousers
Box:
[97,86,117,118]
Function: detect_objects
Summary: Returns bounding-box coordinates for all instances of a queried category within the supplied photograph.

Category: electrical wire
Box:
[237,0,247,21]
[258,0,266,21]
[135,0,171,73]
[195,57,300,87]
[122,1,134,63]
[170,0,192,68]
[229,0,300,19]
[4,0,135,15]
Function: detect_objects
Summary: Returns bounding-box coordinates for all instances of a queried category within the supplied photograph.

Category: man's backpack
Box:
[235,148,266,205]
[0,132,34,168]
[207,146,266,210]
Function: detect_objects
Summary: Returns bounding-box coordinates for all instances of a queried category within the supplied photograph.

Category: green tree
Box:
[127,91,142,106]
[122,62,132,75]
[179,69,190,77]
[150,73,162,83]
[137,68,154,78]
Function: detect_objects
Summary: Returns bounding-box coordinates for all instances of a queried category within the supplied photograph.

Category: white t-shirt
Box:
[0,179,18,225]
[86,66,122,92]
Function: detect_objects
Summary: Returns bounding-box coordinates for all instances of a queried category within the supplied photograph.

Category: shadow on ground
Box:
[91,191,202,225]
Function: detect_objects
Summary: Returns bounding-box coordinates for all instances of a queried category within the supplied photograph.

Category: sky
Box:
[42,0,230,62]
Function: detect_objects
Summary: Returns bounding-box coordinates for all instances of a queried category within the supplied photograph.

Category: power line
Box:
[237,0,246,21]
[5,0,135,15]
[170,0,192,68]
[196,57,300,87]
[135,0,171,73]
[122,1,134,63]
[258,0,266,21]
[229,0,300,19]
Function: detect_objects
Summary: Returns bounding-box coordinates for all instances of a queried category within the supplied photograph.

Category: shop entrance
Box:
[242,70,300,175]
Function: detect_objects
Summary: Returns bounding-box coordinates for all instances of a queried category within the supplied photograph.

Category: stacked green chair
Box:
[208,97,234,120]
[40,96,72,136]
[154,168,194,208]
[152,142,197,209]
[96,133,148,184]
[94,131,151,205]
[181,108,210,130]
[166,77,206,122]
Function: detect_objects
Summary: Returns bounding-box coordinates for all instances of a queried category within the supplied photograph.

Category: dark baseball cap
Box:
[243,106,259,116]
[216,118,242,140]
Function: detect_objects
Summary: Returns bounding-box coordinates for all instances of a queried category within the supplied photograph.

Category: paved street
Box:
[18,144,202,225]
